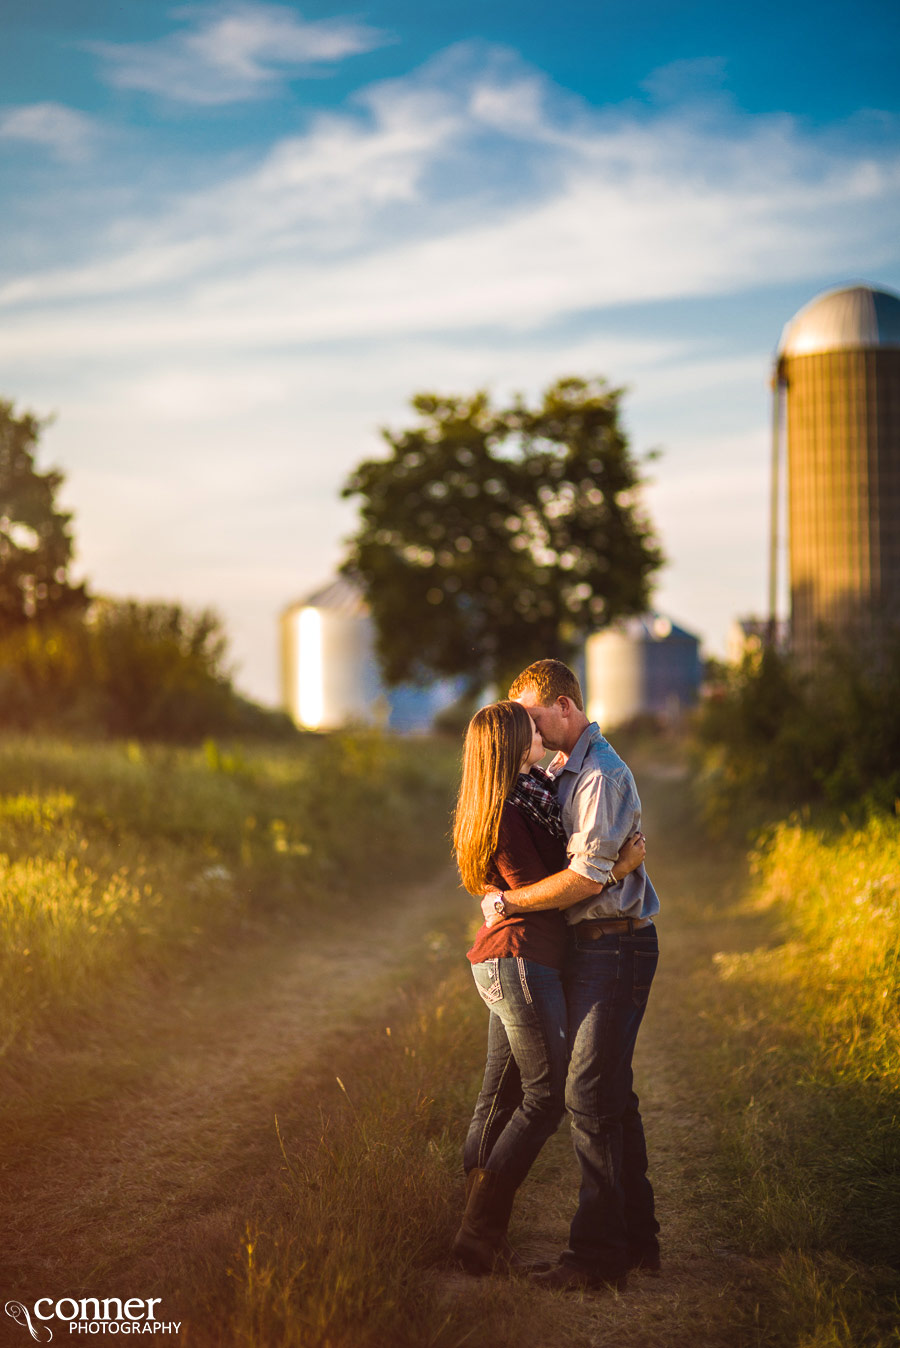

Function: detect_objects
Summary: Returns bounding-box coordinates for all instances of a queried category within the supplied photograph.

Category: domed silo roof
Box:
[778,284,900,358]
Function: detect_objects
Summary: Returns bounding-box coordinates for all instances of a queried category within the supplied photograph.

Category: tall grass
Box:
[0,732,458,1052]
[204,958,577,1348]
[712,813,900,1344]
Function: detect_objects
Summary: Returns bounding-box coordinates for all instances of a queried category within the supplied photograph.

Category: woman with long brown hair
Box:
[451,699,645,1275]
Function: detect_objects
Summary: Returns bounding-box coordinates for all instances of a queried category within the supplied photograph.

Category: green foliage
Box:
[0,397,291,742]
[0,599,292,741]
[694,638,900,829]
[0,400,87,634]
[84,598,235,738]
[342,376,663,689]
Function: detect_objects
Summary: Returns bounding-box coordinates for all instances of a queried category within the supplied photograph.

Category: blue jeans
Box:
[463,957,568,1188]
[562,922,659,1278]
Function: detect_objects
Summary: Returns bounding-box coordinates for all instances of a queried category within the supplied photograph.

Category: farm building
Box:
[281,580,700,732]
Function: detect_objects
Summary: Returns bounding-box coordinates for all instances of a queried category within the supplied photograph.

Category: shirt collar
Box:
[559,721,603,775]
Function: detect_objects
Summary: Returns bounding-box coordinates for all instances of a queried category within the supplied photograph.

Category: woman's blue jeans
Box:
[562,921,660,1278]
[462,957,568,1188]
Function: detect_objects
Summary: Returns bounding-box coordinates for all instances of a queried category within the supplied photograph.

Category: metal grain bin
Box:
[585,614,701,730]
[280,577,382,730]
[280,577,466,731]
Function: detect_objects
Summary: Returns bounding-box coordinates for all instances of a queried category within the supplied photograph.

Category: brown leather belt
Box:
[578,916,653,939]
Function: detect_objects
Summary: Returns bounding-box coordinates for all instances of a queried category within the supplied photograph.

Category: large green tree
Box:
[342,376,664,688]
[0,400,87,634]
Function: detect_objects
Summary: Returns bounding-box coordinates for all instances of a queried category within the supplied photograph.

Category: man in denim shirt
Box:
[481,658,660,1291]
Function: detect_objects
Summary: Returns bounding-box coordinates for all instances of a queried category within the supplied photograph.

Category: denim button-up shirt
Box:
[553,722,660,924]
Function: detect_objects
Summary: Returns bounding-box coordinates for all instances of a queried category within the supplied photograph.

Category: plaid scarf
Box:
[507,765,566,840]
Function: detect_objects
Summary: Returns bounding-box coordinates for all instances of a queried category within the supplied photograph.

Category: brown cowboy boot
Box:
[451,1169,550,1276]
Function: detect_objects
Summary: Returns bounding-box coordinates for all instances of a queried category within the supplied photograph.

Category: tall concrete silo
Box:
[772,284,900,663]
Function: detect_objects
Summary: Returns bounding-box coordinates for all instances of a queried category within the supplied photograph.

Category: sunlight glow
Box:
[297,607,324,728]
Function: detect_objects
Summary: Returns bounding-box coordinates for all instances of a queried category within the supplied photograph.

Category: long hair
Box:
[453,700,534,896]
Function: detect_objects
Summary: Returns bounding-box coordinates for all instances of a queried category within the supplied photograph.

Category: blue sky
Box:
[2,1,899,702]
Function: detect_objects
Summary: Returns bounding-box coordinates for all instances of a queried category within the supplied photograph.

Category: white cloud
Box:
[0,102,101,162]
[2,46,898,336]
[1,132,896,359]
[641,57,730,105]
[86,2,390,105]
[0,78,458,306]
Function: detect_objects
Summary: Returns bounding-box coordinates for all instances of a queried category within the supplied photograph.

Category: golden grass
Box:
[204,962,602,1348]
[0,732,458,1053]
[707,813,900,1345]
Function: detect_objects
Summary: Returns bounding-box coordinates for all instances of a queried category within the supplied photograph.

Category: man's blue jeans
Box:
[562,921,659,1278]
[463,957,568,1188]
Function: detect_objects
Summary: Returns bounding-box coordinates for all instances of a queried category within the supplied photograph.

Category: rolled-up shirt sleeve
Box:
[564,769,635,886]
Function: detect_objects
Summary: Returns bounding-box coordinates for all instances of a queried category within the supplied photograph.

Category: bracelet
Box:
[606,871,620,887]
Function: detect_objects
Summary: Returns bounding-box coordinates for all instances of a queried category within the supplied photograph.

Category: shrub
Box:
[0,600,292,741]
[693,636,900,829]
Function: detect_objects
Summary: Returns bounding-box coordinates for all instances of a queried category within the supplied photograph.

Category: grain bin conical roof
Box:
[282,575,368,618]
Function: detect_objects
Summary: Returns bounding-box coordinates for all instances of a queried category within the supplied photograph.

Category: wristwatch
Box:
[492,893,508,918]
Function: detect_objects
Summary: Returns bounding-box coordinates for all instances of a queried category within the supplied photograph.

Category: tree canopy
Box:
[342,376,664,689]
[0,400,87,635]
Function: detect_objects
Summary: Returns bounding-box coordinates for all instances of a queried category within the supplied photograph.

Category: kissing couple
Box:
[451,658,660,1292]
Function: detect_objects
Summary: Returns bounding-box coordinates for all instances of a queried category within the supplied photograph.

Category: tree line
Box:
[0,399,291,741]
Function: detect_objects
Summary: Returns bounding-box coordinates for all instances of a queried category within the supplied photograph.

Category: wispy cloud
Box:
[2,46,897,345]
[86,2,391,105]
[641,57,730,105]
[0,102,102,162]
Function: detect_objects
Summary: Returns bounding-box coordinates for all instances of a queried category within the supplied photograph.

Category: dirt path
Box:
[3,760,772,1348]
